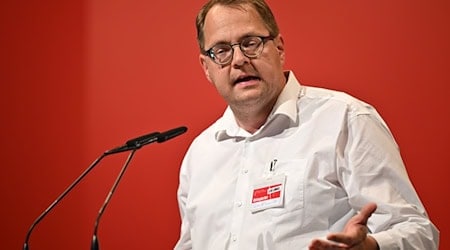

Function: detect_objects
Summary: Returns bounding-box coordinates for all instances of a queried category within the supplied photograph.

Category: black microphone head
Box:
[157,126,187,143]
[126,132,160,148]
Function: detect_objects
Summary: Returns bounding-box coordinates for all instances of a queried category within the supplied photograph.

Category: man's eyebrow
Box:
[208,33,268,47]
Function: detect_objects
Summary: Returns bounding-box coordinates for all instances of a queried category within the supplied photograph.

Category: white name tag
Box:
[250,174,286,213]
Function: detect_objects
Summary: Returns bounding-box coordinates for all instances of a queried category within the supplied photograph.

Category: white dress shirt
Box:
[174,71,439,250]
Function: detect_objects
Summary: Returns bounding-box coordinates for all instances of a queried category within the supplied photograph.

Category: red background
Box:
[1,0,448,249]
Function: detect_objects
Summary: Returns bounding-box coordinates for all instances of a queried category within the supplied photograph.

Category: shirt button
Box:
[231,234,237,242]
[236,201,242,207]
[243,169,248,174]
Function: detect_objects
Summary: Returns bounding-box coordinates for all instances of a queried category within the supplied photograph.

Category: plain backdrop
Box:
[1,0,448,249]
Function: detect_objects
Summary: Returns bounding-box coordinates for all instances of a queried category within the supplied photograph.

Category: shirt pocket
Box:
[268,159,306,216]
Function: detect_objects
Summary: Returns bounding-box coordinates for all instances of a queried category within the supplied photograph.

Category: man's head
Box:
[196,0,280,53]
[196,0,287,116]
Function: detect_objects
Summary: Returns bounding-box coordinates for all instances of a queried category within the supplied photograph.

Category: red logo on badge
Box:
[252,184,282,203]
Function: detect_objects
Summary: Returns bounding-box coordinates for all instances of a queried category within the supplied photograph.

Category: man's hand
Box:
[308,203,379,250]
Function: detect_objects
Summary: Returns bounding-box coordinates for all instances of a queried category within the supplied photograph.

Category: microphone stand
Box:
[89,126,187,249]
[23,153,108,250]
[91,149,137,250]
[23,126,187,249]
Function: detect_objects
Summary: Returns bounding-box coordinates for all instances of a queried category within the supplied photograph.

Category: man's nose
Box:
[231,45,250,66]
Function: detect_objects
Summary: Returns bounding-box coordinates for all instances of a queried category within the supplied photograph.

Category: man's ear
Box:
[275,34,286,65]
[199,54,212,82]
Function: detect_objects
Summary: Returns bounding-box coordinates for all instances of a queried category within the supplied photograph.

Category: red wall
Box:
[1,0,448,249]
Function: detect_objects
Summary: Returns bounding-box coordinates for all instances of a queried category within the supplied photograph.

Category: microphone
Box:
[105,132,161,155]
[157,126,188,143]
[23,129,165,250]
[90,125,188,250]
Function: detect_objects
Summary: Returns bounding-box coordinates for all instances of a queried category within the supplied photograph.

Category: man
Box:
[175,0,439,249]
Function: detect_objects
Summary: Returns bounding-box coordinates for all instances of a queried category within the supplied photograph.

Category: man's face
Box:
[200,4,286,109]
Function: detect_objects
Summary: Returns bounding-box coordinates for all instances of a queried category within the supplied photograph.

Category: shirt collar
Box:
[215,71,302,141]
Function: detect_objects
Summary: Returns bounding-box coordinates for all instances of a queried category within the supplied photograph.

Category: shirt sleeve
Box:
[339,112,439,249]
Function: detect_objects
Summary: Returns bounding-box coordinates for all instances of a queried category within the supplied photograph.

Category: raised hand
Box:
[309,203,379,250]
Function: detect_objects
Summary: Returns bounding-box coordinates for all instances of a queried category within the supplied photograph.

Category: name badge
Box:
[250,174,286,213]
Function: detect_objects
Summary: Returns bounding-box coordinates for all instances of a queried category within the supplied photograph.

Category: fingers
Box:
[327,228,368,246]
[309,203,378,249]
[354,202,377,226]
[308,238,348,250]
[359,202,377,223]
[325,203,377,247]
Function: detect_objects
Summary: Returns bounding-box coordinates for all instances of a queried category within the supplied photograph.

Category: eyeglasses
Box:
[204,35,274,65]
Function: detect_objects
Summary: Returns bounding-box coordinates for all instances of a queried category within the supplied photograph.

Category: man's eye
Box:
[214,46,230,55]
[242,40,258,48]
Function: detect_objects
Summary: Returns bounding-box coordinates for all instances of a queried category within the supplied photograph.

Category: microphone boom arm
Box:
[91,149,137,250]
[23,153,108,250]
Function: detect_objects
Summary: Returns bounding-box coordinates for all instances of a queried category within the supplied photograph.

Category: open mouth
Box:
[234,75,261,85]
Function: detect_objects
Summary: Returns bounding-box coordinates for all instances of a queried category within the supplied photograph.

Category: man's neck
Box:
[231,100,275,134]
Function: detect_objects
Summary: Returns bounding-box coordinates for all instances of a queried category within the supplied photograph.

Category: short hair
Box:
[196,0,280,52]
